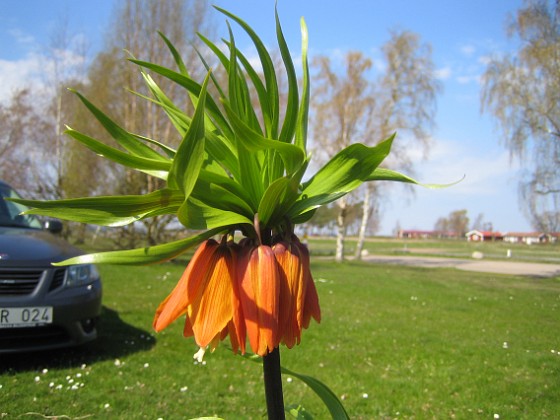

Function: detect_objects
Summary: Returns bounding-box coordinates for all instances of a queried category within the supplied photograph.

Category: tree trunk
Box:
[335,197,347,263]
[355,185,371,260]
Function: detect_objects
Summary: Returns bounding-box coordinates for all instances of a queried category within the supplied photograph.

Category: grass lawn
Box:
[306,236,560,264]
[1,259,559,419]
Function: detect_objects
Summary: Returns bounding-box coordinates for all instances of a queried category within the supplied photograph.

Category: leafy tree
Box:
[434,209,470,236]
[481,0,560,232]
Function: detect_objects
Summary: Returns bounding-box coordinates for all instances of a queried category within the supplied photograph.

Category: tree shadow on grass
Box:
[0,306,155,373]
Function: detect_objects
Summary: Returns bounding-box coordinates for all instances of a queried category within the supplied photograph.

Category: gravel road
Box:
[361,254,560,277]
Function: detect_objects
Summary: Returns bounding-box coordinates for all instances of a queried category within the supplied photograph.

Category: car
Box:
[0,180,102,353]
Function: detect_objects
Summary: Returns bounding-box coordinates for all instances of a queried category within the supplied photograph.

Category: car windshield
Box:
[0,183,42,229]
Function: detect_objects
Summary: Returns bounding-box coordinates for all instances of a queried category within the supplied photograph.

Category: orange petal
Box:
[302,274,321,328]
[153,239,219,332]
[189,244,236,348]
[238,245,258,352]
[228,243,246,354]
[273,241,304,348]
[239,244,280,356]
[296,239,321,328]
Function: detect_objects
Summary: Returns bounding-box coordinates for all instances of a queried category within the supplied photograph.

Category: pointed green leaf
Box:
[287,192,347,220]
[301,135,394,197]
[222,100,305,174]
[258,176,299,228]
[295,17,310,152]
[65,128,170,179]
[281,366,350,420]
[196,34,229,100]
[276,6,299,145]
[214,6,280,137]
[70,90,167,161]
[242,354,349,420]
[168,72,210,194]
[132,132,176,159]
[53,228,225,266]
[231,42,274,137]
[368,167,464,188]
[128,59,233,138]
[157,31,189,76]
[11,189,184,227]
[197,169,257,212]
[192,178,254,218]
[177,197,252,230]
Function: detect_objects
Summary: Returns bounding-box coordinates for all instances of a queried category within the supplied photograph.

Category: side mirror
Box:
[44,219,63,234]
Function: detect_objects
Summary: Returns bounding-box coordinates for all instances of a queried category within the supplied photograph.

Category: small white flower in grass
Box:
[362,393,369,399]
[49,382,55,388]
[42,369,48,374]
[114,359,122,367]
[55,384,63,390]
[81,364,87,370]
[286,377,293,383]
[502,342,508,349]
[193,347,206,363]
[144,363,150,368]
[104,403,110,409]
[494,414,500,419]
[180,386,188,392]
[34,376,40,383]
[76,373,82,378]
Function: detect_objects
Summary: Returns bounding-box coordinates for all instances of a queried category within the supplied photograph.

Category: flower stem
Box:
[263,347,285,420]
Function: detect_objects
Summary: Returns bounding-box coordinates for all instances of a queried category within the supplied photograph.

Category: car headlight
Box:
[66,264,100,287]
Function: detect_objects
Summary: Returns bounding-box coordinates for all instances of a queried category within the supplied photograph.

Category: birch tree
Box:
[481,0,560,232]
[354,30,440,259]
[312,52,375,262]
[312,31,440,262]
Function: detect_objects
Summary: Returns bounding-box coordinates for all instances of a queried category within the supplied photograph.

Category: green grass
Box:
[1,260,559,419]
[306,236,560,263]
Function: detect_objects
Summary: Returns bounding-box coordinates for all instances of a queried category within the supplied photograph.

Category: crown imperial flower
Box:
[153,232,320,357]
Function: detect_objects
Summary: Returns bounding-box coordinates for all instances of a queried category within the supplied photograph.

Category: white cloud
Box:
[8,28,35,45]
[434,66,451,80]
[0,54,43,103]
[0,49,87,104]
[412,137,520,196]
[460,44,476,57]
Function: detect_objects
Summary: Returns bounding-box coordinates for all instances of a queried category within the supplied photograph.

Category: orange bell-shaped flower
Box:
[238,244,281,356]
[153,239,245,352]
[273,236,321,348]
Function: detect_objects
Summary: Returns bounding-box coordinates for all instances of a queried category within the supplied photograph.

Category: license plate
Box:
[0,307,53,328]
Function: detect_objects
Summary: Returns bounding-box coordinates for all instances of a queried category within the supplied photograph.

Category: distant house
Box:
[465,230,504,242]
[503,232,549,244]
[397,229,458,239]
[397,230,434,239]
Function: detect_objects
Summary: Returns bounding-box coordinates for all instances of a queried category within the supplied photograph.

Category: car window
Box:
[0,184,43,229]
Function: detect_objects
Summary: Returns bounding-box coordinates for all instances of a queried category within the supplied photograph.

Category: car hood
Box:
[0,226,82,268]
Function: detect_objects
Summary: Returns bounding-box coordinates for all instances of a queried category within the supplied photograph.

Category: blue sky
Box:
[0,0,531,235]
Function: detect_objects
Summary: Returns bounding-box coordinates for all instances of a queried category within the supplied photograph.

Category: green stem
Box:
[263,347,285,420]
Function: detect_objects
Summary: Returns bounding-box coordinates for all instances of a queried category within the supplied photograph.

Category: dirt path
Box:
[361,254,560,277]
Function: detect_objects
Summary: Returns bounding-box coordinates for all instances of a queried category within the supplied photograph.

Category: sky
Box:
[0,0,532,235]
